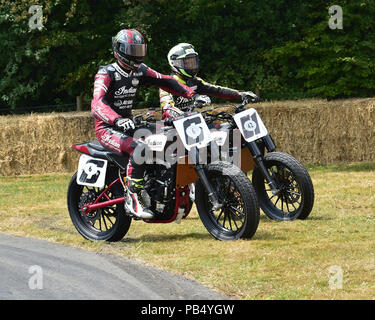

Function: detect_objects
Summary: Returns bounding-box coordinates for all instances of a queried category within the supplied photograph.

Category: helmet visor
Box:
[174,55,199,70]
[118,42,147,59]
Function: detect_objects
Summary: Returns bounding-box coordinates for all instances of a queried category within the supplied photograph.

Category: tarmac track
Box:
[0,233,229,300]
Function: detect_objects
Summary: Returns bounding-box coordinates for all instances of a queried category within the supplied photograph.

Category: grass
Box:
[1,163,375,300]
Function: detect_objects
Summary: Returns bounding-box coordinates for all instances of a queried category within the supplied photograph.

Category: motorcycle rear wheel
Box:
[67,168,131,241]
[252,152,314,221]
[195,161,260,241]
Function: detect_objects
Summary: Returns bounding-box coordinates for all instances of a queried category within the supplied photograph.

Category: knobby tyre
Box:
[252,152,314,221]
[195,161,260,241]
[67,167,131,241]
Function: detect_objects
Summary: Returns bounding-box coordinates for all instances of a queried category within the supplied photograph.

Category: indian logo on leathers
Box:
[115,86,137,96]
[101,133,120,152]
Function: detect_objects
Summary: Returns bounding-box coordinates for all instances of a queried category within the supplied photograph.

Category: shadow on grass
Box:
[122,228,287,243]
[259,211,332,222]
[303,215,332,221]
[122,232,212,243]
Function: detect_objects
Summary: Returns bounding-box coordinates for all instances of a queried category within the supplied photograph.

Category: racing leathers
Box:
[160,73,242,119]
[91,61,195,180]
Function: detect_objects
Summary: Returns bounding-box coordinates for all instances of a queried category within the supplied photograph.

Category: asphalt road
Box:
[0,233,229,300]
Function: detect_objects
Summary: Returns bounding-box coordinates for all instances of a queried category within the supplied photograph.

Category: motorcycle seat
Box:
[86,140,128,171]
[87,140,110,152]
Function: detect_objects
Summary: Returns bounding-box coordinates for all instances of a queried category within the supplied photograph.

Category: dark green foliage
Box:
[1,0,374,112]
[264,1,375,99]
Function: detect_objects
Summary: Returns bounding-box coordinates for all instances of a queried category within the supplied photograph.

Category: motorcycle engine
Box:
[143,164,177,220]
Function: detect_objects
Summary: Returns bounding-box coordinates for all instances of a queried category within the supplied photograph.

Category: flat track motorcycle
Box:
[202,99,314,221]
[67,109,260,241]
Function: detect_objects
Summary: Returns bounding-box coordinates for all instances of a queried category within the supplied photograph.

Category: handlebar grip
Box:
[145,116,157,122]
[164,117,174,126]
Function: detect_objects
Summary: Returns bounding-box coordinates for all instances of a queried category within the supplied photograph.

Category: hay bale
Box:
[0,112,96,175]
[254,98,375,164]
[0,99,375,176]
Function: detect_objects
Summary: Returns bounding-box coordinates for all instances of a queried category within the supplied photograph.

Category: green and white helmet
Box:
[167,43,199,78]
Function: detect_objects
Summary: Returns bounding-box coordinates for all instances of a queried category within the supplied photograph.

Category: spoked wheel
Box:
[252,152,314,221]
[195,161,260,241]
[67,169,131,241]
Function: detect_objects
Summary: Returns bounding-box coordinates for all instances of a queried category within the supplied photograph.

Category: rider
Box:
[159,43,260,120]
[91,30,197,219]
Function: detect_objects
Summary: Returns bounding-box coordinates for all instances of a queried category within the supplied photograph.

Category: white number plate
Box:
[173,113,212,150]
[76,154,108,188]
[233,108,268,142]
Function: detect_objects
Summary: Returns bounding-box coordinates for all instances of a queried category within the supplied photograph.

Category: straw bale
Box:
[0,99,374,176]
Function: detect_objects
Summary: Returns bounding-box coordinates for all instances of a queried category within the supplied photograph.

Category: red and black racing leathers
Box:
[91,61,195,179]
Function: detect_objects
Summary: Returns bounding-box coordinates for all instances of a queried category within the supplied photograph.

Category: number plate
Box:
[173,113,212,150]
[76,154,108,188]
[233,108,268,142]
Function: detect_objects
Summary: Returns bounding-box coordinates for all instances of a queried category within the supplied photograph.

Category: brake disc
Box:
[79,191,101,222]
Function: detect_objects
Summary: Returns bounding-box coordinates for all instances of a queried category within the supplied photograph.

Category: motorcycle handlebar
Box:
[188,100,207,113]
[234,96,263,113]
[132,112,174,129]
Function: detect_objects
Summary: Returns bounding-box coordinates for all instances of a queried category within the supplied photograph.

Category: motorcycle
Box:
[202,99,314,221]
[67,107,260,241]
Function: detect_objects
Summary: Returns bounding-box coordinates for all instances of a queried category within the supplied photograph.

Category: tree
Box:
[1,0,374,113]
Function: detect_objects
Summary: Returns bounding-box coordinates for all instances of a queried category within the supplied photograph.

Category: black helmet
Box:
[167,43,199,78]
[112,29,147,69]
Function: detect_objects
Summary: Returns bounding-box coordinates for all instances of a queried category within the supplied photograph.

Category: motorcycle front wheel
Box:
[252,152,314,221]
[67,167,131,241]
[195,161,260,241]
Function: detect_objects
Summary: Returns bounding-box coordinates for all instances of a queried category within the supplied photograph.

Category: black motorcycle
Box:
[67,109,260,241]
[202,99,314,221]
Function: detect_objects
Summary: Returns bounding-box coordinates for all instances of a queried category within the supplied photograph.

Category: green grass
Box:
[1,164,375,300]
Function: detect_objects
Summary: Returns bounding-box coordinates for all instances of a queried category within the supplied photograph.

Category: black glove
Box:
[240,91,261,103]
[193,94,211,107]
[114,118,135,133]
[164,117,174,126]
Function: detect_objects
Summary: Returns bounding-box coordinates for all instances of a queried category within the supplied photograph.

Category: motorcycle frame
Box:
[78,153,196,223]
[74,113,227,223]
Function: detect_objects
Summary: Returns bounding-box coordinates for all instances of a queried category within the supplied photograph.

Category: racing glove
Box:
[114,118,135,133]
[240,91,261,103]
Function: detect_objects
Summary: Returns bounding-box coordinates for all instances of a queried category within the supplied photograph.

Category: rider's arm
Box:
[195,77,242,100]
[91,68,120,125]
[140,65,195,99]
[159,88,184,120]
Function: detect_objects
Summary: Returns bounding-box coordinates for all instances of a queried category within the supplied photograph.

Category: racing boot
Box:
[125,178,154,219]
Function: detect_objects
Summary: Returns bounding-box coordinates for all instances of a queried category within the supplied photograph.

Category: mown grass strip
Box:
[0,164,374,299]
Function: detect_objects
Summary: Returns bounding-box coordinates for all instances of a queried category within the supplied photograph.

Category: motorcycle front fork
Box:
[194,164,222,210]
[191,147,222,210]
[191,134,277,208]
[247,136,279,195]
